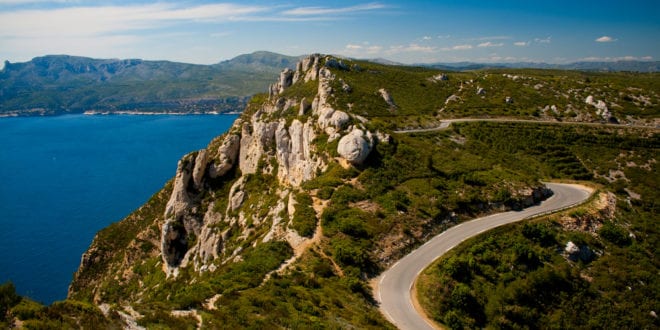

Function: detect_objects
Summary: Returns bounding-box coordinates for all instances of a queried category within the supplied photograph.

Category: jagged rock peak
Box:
[270,54,322,98]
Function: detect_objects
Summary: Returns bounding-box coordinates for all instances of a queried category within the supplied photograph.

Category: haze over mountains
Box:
[0,50,657,117]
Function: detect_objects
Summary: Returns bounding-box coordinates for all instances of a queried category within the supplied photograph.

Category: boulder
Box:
[337,128,373,165]
[317,107,349,130]
[565,241,596,262]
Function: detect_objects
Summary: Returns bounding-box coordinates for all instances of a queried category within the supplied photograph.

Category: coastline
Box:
[0,110,242,118]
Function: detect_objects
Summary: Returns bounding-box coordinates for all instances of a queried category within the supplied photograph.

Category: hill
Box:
[1,55,657,329]
[0,51,300,116]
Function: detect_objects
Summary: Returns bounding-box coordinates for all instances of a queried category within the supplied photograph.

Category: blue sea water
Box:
[0,114,238,304]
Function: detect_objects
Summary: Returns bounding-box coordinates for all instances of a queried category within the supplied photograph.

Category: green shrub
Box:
[598,221,632,246]
[291,193,317,237]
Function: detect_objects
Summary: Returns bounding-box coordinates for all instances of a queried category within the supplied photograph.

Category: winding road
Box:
[392,118,658,134]
[374,182,593,330]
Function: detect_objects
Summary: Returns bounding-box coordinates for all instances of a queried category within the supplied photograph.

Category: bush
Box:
[598,221,632,246]
[291,193,317,237]
[0,282,21,323]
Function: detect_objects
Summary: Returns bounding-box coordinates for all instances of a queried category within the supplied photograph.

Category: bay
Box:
[0,114,238,304]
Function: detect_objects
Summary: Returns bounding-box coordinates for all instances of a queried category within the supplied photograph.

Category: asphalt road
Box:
[375,182,593,330]
[392,118,658,134]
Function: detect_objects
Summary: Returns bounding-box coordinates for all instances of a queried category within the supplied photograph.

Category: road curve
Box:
[392,118,658,134]
[375,183,593,330]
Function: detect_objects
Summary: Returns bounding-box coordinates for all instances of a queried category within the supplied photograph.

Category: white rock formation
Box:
[192,149,208,190]
[275,119,323,186]
[238,115,278,174]
[209,134,240,178]
[379,88,397,108]
[445,94,461,104]
[337,128,373,165]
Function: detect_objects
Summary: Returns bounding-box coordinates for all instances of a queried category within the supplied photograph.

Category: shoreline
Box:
[0,111,242,118]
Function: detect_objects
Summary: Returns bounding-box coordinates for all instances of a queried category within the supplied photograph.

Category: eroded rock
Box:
[337,128,373,165]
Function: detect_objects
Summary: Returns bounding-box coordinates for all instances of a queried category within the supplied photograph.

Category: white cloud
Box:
[513,41,529,46]
[579,55,653,62]
[0,0,80,4]
[441,44,473,51]
[387,43,435,54]
[422,36,432,40]
[477,41,503,48]
[595,36,616,42]
[534,37,552,44]
[342,43,383,56]
[0,3,269,38]
[470,36,511,41]
[282,3,386,16]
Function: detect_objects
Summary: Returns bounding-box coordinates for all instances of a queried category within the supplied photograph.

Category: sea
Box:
[0,114,238,304]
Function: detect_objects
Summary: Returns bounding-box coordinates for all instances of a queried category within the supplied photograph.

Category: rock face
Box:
[208,134,240,178]
[158,54,379,276]
[585,95,612,120]
[338,128,373,165]
[379,88,397,109]
[564,241,596,262]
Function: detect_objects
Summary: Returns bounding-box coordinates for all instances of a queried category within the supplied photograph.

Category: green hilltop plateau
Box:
[1,55,658,329]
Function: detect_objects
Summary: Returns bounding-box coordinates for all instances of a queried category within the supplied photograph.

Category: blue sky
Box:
[0,0,658,67]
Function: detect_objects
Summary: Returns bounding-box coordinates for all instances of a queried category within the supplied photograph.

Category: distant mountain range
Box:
[418,60,660,73]
[1,51,656,117]
[0,51,301,116]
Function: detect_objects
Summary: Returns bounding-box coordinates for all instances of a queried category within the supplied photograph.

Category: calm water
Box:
[0,114,238,304]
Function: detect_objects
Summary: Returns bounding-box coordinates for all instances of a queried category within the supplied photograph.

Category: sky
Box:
[0,0,658,68]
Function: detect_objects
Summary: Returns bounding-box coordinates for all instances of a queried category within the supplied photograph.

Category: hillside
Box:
[0,51,300,116]
[1,55,657,329]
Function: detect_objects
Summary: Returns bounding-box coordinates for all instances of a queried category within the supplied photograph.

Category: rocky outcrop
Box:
[275,119,323,186]
[445,94,461,104]
[338,128,374,165]
[379,88,397,109]
[585,95,612,120]
[209,134,240,178]
[564,241,596,262]
[238,116,278,175]
[159,54,382,276]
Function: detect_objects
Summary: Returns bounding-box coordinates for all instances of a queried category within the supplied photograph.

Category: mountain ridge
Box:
[0,51,300,116]
[418,59,660,72]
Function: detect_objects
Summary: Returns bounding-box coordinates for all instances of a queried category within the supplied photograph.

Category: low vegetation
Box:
[418,124,658,329]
